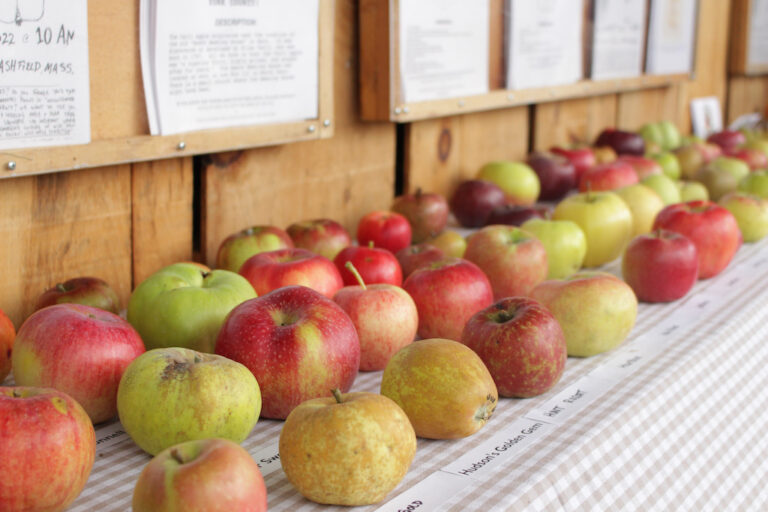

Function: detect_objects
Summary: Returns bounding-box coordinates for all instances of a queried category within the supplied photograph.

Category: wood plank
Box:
[359,0,392,120]
[726,76,768,124]
[532,95,618,151]
[616,86,681,131]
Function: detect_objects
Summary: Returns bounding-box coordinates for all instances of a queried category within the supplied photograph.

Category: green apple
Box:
[477,161,540,205]
[127,263,256,353]
[614,184,666,237]
[710,156,750,181]
[718,192,768,242]
[738,170,768,198]
[639,123,665,150]
[658,120,682,150]
[216,226,294,272]
[521,218,587,279]
[693,166,739,201]
[117,347,262,455]
[677,180,710,202]
[552,191,633,268]
[650,151,681,180]
[640,174,682,205]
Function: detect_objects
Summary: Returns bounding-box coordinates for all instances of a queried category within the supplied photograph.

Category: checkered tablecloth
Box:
[13,237,768,511]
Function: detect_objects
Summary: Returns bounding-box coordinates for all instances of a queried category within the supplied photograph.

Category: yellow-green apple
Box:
[579,160,639,192]
[127,263,256,353]
[333,262,418,371]
[530,272,638,357]
[621,230,699,302]
[674,144,706,179]
[333,244,403,286]
[0,387,95,512]
[552,191,633,267]
[526,151,577,201]
[486,203,552,226]
[34,277,120,314]
[424,230,467,257]
[640,173,682,205]
[614,183,666,237]
[12,304,145,424]
[460,297,566,398]
[449,179,507,227]
[678,180,710,202]
[132,438,267,512]
[356,210,412,254]
[592,145,618,164]
[550,145,596,182]
[395,243,446,278]
[718,192,768,243]
[738,169,768,198]
[711,156,751,181]
[520,218,587,279]
[595,128,645,156]
[650,151,682,179]
[216,225,294,272]
[0,309,14,382]
[240,247,344,298]
[745,138,768,158]
[652,200,742,279]
[380,338,497,439]
[117,347,261,455]
[463,225,548,300]
[477,161,540,205]
[707,129,747,152]
[215,286,360,419]
[286,218,351,261]
[617,155,663,180]
[724,147,768,171]
[658,120,682,150]
[391,189,449,242]
[402,258,493,341]
[280,390,416,505]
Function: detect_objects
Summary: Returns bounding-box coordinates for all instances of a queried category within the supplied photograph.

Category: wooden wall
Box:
[0,0,765,329]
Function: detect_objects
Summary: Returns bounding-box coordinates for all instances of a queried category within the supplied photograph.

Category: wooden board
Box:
[532,94,618,151]
[727,76,768,123]
[617,85,685,132]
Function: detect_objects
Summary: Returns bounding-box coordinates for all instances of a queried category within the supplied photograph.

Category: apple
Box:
[614,183,666,237]
[395,243,446,278]
[707,129,747,152]
[521,218,587,279]
[693,165,740,201]
[658,120,683,150]
[718,192,768,243]
[460,297,566,398]
[117,347,262,455]
[579,160,639,192]
[0,309,14,382]
[240,247,344,298]
[526,151,577,201]
[738,169,768,198]
[486,203,552,226]
[678,180,710,202]
[639,122,665,150]
[0,386,95,512]
[724,147,768,171]
[12,304,145,424]
[333,262,418,371]
[286,218,351,261]
[477,160,541,205]
[650,151,682,179]
[640,173,682,205]
[280,390,416,505]
[652,200,742,279]
[617,155,663,180]
[595,128,645,156]
[424,230,467,258]
[356,210,412,254]
[550,145,596,181]
[402,258,494,341]
[674,144,706,179]
[449,179,507,227]
[530,272,638,357]
[215,285,360,420]
[552,191,633,268]
[133,438,267,512]
[621,230,699,302]
[463,225,548,300]
[34,277,120,314]
[391,188,449,243]
[127,263,256,353]
[745,138,768,159]
[592,145,618,164]
[380,338,498,439]
[333,244,403,286]
[216,225,294,272]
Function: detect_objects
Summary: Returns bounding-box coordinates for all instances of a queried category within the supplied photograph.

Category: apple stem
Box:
[170,448,186,465]
[12,388,22,398]
[331,388,343,404]
[368,240,374,249]
[56,283,67,292]
[344,261,367,290]
[194,353,203,364]
[200,270,210,279]
[415,187,423,199]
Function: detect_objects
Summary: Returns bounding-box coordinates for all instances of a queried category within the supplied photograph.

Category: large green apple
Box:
[718,192,768,243]
[614,184,666,237]
[640,174,682,205]
[738,170,768,199]
[521,218,587,279]
[117,347,261,455]
[127,263,256,353]
[477,161,540,205]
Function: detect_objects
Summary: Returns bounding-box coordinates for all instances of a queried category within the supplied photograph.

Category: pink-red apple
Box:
[216,225,294,272]
[0,309,14,382]
[617,155,663,180]
[239,247,344,298]
[356,211,412,254]
[395,243,446,278]
[286,218,351,260]
[34,277,121,314]
[391,189,450,243]
[550,145,596,182]
[449,179,507,228]
[724,147,768,171]
[333,244,403,286]
[707,129,747,152]
[579,160,639,192]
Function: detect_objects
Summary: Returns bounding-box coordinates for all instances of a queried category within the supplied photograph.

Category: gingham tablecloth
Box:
[18,238,768,511]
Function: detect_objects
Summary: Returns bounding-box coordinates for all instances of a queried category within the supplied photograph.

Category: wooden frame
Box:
[730,0,768,76]
[0,0,335,179]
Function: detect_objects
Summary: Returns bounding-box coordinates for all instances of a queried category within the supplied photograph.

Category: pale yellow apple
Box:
[614,184,666,237]
[424,230,466,258]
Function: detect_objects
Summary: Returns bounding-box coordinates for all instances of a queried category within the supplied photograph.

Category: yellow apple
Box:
[424,230,467,258]
[614,184,666,237]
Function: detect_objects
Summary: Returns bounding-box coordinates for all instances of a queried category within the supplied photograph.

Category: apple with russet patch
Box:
[693,157,750,201]
[395,243,445,278]
[449,179,507,228]
[240,247,344,298]
[578,160,639,192]
[286,218,351,261]
[356,210,412,254]
[0,308,14,382]
[718,192,768,243]
[391,188,449,243]
[216,225,294,272]
[614,183,666,237]
[34,277,121,314]
[521,218,587,279]
[477,160,540,205]
[526,151,577,201]
[333,244,402,286]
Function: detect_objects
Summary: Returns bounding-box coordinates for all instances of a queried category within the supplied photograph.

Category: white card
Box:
[645,0,697,75]
[591,0,647,80]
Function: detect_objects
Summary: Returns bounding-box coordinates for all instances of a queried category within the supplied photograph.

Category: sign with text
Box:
[591,0,647,80]
[645,0,697,74]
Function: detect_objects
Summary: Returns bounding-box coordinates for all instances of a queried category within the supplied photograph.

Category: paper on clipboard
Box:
[645,0,697,75]
[590,0,647,80]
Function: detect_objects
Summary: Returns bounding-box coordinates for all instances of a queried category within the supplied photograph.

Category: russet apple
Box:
[0,309,14,382]
[240,247,344,298]
[286,218,351,261]
[614,183,666,237]
[381,338,498,439]
[333,244,403,286]
[34,276,121,314]
[520,218,587,279]
[695,157,751,201]
[718,192,768,243]
[391,188,450,243]
[477,161,541,205]
[356,210,412,254]
[449,179,507,228]
[395,243,446,278]
[216,225,294,272]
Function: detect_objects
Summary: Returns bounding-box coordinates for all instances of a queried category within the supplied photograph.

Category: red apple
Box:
[550,145,596,181]
[391,188,450,243]
[486,203,552,226]
[652,200,741,279]
[449,179,507,227]
[621,230,699,302]
[595,128,646,156]
[463,225,548,300]
[724,147,768,171]
[133,438,267,512]
[34,277,121,314]
[395,243,446,278]
[333,244,403,286]
[333,263,418,371]
[579,160,639,192]
[286,218,352,261]
[0,309,14,382]
[356,211,412,254]
[460,297,567,398]
[402,258,493,341]
[239,247,344,298]
[0,386,95,511]
[12,303,146,423]
[215,286,360,419]
[526,151,577,201]
[216,225,294,272]
[617,155,664,180]
[707,129,747,152]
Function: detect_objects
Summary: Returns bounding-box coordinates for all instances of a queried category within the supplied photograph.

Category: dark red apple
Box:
[391,189,450,243]
[706,130,747,152]
[550,146,596,182]
[356,211,412,254]
[449,180,507,228]
[595,128,646,156]
[526,151,577,201]
[578,160,639,192]
[333,245,403,286]
[395,243,446,278]
[486,203,552,226]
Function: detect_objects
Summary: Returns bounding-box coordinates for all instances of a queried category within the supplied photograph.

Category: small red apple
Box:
[356,211,412,254]
[333,244,403,286]
[286,218,352,260]
[34,277,121,314]
[395,243,446,278]
[239,247,344,298]
[391,189,449,243]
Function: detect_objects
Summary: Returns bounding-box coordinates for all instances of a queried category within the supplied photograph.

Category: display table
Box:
[22,237,768,511]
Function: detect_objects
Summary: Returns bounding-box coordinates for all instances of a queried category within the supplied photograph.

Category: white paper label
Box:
[591,0,647,80]
[373,471,474,512]
[645,0,697,74]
